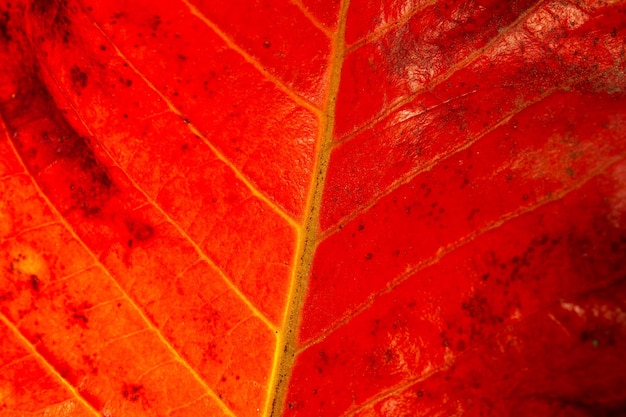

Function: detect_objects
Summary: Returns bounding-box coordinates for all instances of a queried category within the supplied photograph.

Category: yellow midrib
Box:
[265,1,351,416]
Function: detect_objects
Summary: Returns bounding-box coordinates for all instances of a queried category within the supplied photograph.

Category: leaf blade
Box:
[1,0,625,416]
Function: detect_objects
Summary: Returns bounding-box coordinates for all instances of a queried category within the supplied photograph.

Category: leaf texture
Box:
[1,0,626,416]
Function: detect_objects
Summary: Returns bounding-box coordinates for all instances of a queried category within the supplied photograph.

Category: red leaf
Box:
[1,0,626,416]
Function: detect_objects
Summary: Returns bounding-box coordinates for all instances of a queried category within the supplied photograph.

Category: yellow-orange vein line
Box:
[300,154,624,353]
[265,1,350,416]
[3,130,239,417]
[1,219,61,240]
[83,13,301,232]
[0,314,102,417]
[0,352,32,373]
[45,264,99,287]
[290,0,332,38]
[180,0,322,116]
[0,171,27,182]
[167,393,212,415]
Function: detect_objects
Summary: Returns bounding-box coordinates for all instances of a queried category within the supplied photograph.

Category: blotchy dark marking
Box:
[122,383,144,402]
[68,302,92,328]
[0,10,11,41]
[72,312,88,323]
[0,73,117,219]
[82,354,98,375]
[29,0,72,42]
[125,220,155,242]
[70,65,88,91]
[461,291,491,323]
[150,15,161,32]
[0,291,14,301]
[30,0,58,15]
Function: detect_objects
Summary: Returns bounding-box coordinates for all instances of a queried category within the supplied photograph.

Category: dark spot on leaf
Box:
[441,337,449,347]
[29,275,40,292]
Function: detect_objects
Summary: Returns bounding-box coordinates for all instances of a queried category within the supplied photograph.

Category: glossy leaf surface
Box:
[1,0,626,416]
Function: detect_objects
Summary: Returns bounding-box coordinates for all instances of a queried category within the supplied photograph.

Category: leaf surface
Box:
[1,0,626,416]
